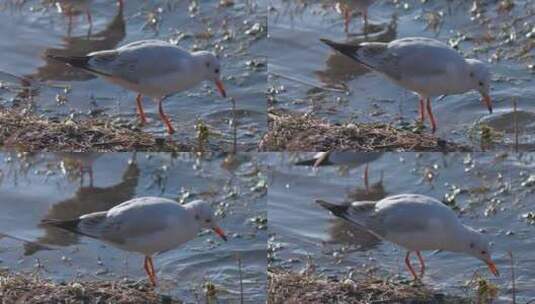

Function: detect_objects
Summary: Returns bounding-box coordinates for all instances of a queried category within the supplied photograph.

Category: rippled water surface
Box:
[268,0,535,149]
[0,0,267,150]
[267,152,535,302]
[0,152,267,303]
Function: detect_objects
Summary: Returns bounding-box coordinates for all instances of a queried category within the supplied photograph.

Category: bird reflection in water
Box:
[320,157,387,251]
[314,15,397,87]
[49,0,124,37]
[31,0,125,83]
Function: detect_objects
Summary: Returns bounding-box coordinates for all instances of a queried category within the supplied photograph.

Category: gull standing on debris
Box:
[335,0,377,33]
[42,197,228,286]
[316,194,499,280]
[321,37,493,133]
[48,40,227,135]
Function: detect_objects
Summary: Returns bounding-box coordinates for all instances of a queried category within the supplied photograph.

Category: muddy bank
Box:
[260,109,471,151]
[0,270,181,304]
[268,269,472,304]
[0,108,194,152]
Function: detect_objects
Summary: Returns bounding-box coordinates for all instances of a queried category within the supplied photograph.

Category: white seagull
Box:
[316,194,499,280]
[48,40,227,135]
[42,197,227,286]
[321,37,493,133]
[335,0,377,33]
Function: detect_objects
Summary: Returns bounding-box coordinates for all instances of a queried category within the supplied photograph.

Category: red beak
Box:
[215,79,226,98]
[213,226,227,242]
[487,260,499,277]
[482,94,493,114]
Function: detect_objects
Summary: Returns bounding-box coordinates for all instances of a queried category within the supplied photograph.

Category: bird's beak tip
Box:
[487,261,499,277]
[215,79,226,98]
[213,226,228,242]
[482,94,493,114]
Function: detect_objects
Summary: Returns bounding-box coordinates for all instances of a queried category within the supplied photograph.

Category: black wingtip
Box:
[320,38,362,61]
[315,200,349,217]
[41,218,81,232]
[46,53,90,69]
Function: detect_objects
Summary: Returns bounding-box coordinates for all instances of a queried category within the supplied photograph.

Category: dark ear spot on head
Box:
[470,72,474,78]
[206,62,210,68]
[195,214,200,220]
[470,242,475,249]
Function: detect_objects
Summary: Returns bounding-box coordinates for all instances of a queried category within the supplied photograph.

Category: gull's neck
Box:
[446,224,480,253]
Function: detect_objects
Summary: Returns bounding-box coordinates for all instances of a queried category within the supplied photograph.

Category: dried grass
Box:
[0,270,181,304]
[0,108,189,152]
[260,109,470,152]
[267,269,471,304]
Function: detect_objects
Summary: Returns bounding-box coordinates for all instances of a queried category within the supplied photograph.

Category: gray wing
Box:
[360,38,462,81]
[78,208,169,244]
[87,41,191,83]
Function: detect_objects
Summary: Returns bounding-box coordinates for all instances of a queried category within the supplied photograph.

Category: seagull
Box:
[48,39,227,135]
[316,194,499,280]
[335,0,377,33]
[42,197,228,286]
[321,37,493,133]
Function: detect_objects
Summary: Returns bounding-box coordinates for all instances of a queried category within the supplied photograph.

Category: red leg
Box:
[426,98,437,133]
[405,251,419,280]
[416,251,426,278]
[136,94,147,125]
[418,98,425,123]
[363,164,369,194]
[79,164,84,186]
[147,256,157,286]
[144,256,157,286]
[158,98,175,135]
[86,9,92,27]
[88,167,93,187]
[344,9,350,34]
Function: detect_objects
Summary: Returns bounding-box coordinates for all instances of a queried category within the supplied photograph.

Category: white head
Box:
[187,200,227,241]
[462,227,499,277]
[466,59,492,114]
[194,51,226,98]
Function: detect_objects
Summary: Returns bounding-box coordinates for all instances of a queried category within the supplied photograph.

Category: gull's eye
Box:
[481,250,487,255]
[470,72,474,78]
[215,68,219,74]
[479,81,484,86]
[206,62,211,68]
[470,242,475,248]
[205,219,211,223]
[195,215,200,220]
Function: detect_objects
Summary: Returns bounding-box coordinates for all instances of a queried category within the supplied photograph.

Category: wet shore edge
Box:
[0,270,182,304]
[268,268,474,304]
[260,109,471,152]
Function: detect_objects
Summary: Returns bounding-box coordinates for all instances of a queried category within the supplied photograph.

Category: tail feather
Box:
[316,200,350,218]
[46,54,91,69]
[41,218,82,234]
[321,39,361,58]
[320,38,371,68]
[46,53,110,77]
